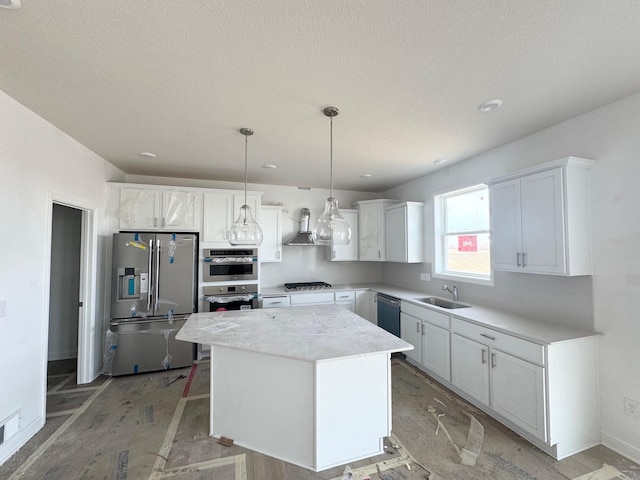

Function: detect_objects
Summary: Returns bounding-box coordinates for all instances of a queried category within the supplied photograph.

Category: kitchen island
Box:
[176,304,412,472]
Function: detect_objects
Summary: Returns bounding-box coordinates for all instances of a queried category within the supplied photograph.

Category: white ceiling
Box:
[2,1,640,192]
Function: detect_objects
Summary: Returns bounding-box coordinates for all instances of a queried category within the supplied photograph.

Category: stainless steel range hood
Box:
[285,208,317,246]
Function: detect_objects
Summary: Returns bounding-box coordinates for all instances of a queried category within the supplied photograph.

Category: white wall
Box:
[384,92,640,463]
[125,175,384,288]
[0,90,126,464]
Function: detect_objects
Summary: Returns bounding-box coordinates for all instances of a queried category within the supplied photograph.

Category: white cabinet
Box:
[400,312,422,364]
[203,191,262,245]
[289,292,335,307]
[488,157,594,276]
[401,302,450,380]
[260,206,283,263]
[118,187,201,231]
[355,199,399,261]
[334,291,356,312]
[327,209,359,261]
[262,295,290,308]
[356,291,377,324]
[385,202,424,263]
[451,318,546,442]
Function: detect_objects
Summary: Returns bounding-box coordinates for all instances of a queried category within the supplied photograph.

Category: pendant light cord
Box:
[244,133,248,207]
[329,114,334,198]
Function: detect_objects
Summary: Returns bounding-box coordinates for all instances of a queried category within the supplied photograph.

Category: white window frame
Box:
[433,184,493,286]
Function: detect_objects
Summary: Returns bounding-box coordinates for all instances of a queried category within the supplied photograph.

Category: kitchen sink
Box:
[414,297,471,309]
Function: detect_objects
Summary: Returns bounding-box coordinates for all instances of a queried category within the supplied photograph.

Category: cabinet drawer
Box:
[334,291,356,302]
[290,292,335,305]
[402,302,450,330]
[451,317,544,365]
[262,296,291,308]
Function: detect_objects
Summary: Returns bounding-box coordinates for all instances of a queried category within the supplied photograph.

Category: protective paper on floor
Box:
[572,463,628,480]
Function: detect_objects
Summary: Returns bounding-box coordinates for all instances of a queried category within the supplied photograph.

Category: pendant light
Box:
[228,128,263,246]
[313,106,351,245]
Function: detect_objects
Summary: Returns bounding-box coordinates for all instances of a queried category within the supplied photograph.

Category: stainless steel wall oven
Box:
[202,248,258,282]
[204,284,259,311]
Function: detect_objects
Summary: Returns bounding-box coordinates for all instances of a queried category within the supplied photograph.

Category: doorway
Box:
[48,203,82,382]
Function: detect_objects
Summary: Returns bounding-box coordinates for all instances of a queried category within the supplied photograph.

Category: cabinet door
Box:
[359,203,384,261]
[233,193,261,223]
[385,206,406,262]
[451,333,490,404]
[119,188,161,230]
[203,193,234,244]
[491,349,546,441]
[400,313,422,364]
[355,291,372,322]
[490,179,522,271]
[260,206,283,263]
[520,168,566,274]
[329,209,359,261]
[162,190,201,231]
[422,322,451,381]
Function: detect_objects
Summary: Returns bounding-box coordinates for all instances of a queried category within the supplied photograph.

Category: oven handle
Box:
[203,256,257,264]
[204,294,257,303]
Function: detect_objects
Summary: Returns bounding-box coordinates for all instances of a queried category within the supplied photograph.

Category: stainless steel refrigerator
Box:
[107,232,197,376]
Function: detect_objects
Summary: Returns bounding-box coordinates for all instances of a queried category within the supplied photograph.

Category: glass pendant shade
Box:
[228,127,263,246]
[314,197,351,245]
[313,106,351,245]
[228,204,263,245]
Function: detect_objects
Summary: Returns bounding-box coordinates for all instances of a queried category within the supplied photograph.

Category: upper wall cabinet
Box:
[327,209,359,262]
[203,191,262,246]
[487,156,594,276]
[355,199,399,261]
[385,201,424,263]
[118,187,202,231]
[260,205,283,263]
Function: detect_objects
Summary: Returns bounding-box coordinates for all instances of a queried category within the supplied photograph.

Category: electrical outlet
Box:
[420,273,431,281]
[0,300,6,318]
[624,397,640,419]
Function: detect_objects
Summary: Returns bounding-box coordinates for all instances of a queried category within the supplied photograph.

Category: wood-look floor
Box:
[1,358,638,480]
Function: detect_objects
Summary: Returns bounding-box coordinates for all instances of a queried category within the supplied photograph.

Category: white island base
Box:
[176,304,412,472]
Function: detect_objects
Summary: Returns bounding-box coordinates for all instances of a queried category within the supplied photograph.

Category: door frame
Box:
[44,192,99,386]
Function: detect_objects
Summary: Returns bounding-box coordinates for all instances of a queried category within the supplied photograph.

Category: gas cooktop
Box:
[284,282,332,292]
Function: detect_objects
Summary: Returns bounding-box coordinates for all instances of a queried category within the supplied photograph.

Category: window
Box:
[434,184,491,283]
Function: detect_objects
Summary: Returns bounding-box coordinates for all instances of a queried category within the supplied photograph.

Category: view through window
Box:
[434,184,490,281]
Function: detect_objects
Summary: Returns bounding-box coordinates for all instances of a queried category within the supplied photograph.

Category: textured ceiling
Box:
[2,1,640,192]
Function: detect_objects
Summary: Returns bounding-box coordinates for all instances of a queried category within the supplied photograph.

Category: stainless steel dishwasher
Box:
[376,293,401,337]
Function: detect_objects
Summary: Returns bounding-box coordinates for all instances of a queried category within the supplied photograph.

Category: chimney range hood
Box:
[285,208,318,246]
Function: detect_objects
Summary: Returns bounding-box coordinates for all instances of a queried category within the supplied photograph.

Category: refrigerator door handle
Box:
[147,238,154,311]
[155,239,161,312]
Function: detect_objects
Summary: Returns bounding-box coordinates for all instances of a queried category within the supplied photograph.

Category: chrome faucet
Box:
[442,284,458,302]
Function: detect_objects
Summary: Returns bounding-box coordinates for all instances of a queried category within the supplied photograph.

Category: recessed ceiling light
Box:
[262,164,277,169]
[0,0,21,9]
[360,173,373,179]
[478,99,503,112]
[434,158,448,165]
[138,152,157,158]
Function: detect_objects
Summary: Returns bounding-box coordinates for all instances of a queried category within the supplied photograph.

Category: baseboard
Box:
[601,430,640,465]
[0,415,44,466]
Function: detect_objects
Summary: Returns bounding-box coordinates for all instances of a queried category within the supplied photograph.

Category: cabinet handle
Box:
[481,348,487,364]
[421,323,425,335]
[416,321,420,334]
[276,251,281,260]
[480,333,496,341]
[271,301,282,305]
[516,252,521,267]
[522,252,527,267]
[491,352,497,368]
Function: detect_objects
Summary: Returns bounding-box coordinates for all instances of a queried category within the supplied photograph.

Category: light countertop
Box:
[176,303,413,362]
[261,283,601,346]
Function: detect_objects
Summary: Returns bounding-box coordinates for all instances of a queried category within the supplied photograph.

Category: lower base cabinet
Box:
[400,301,599,460]
[451,333,546,441]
